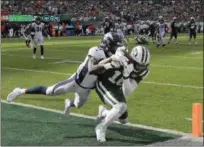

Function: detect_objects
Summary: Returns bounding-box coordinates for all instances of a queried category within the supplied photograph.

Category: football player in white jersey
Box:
[27,17,46,59]
[114,18,128,46]
[156,16,168,48]
[89,45,150,142]
[7,32,124,114]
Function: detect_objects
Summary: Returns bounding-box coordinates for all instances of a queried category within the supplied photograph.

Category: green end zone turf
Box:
[1,103,179,146]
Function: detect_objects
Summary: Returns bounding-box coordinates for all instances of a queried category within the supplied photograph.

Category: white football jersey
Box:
[75,47,106,89]
[158,22,166,33]
[31,22,45,37]
[115,22,126,33]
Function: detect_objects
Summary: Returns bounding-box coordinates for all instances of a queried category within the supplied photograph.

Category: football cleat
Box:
[64,98,71,116]
[40,56,44,59]
[95,123,107,142]
[7,88,23,102]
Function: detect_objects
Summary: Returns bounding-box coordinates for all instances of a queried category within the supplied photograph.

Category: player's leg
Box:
[39,36,44,59]
[156,34,161,48]
[97,105,128,124]
[7,74,76,102]
[64,88,91,115]
[33,37,38,59]
[193,32,197,45]
[95,82,127,142]
[188,31,192,45]
[174,32,178,44]
[161,32,166,47]
[168,32,173,44]
[27,35,31,47]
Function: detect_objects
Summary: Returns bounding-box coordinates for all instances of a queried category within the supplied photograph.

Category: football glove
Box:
[123,63,134,79]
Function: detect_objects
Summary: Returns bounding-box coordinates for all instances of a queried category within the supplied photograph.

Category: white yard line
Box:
[2,67,203,89]
[190,51,203,55]
[2,52,203,59]
[51,60,203,70]
[2,53,203,70]
[1,100,187,136]
[151,64,203,70]
[185,118,204,122]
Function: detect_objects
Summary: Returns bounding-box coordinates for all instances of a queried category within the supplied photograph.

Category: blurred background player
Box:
[156,16,168,48]
[22,23,35,48]
[102,17,114,34]
[27,17,46,59]
[149,21,156,43]
[188,17,198,46]
[114,18,128,47]
[168,17,178,44]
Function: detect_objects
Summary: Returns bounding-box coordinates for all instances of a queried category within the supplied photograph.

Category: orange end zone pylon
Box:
[192,103,203,137]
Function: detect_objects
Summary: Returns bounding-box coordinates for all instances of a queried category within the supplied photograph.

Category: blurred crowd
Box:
[1,0,203,22]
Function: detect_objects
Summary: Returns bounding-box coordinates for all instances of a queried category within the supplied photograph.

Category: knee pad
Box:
[114,102,127,115]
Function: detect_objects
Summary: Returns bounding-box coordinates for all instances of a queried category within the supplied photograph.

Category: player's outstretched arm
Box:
[89,58,120,75]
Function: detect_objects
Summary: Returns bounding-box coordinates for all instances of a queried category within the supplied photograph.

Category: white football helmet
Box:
[130,46,150,71]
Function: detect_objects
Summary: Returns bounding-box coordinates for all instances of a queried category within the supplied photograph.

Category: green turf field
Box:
[1,34,203,145]
[1,102,178,146]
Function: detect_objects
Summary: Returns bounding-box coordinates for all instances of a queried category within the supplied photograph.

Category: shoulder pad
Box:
[88,47,106,61]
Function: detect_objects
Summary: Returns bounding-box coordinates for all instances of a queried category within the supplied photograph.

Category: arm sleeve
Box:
[123,69,149,96]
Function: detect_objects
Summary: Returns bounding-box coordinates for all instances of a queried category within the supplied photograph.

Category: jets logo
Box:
[133,50,138,57]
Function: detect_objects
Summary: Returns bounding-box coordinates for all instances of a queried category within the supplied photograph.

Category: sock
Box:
[33,48,37,54]
[25,86,47,95]
[25,40,28,46]
[70,99,76,107]
[28,40,31,45]
[101,108,109,117]
[40,45,44,56]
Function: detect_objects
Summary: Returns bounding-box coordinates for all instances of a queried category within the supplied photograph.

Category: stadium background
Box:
[1,0,203,37]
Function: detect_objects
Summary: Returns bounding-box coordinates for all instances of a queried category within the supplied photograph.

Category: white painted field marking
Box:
[2,52,203,60]
[152,55,203,59]
[1,53,61,60]
[2,53,203,70]
[51,59,203,70]
[2,67,203,89]
[185,118,204,122]
[1,100,187,136]
[2,67,69,76]
[53,60,81,64]
[151,64,203,70]
[190,51,203,55]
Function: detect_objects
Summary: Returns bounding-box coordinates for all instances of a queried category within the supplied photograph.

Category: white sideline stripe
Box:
[2,67,203,89]
[185,118,204,122]
[1,100,187,136]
